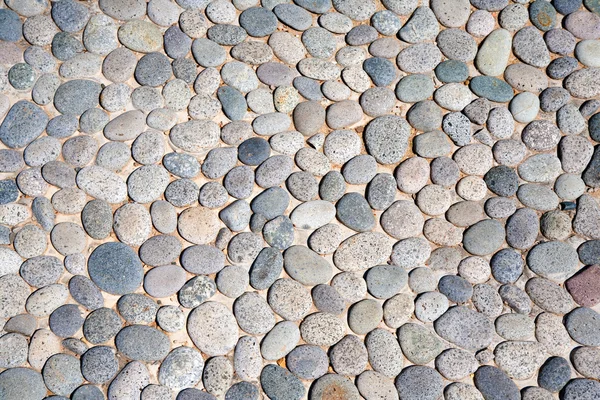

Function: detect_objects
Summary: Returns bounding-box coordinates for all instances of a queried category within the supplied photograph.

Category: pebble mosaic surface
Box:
[1,0,600,399]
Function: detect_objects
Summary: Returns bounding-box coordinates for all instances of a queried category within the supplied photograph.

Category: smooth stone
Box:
[88,242,143,295]
[188,302,238,356]
[233,336,262,381]
[261,365,305,400]
[118,20,162,53]
[566,67,600,99]
[159,347,204,391]
[517,184,559,211]
[518,154,562,183]
[364,115,411,164]
[510,92,540,123]
[363,329,403,378]
[398,323,444,365]
[397,43,442,73]
[526,277,575,314]
[566,265,600,306]
[310,374,361,400]
[261,320,300,361]
[284,245,332,286]
[348,299,383,335]
[522,120,560,151]
[474,366,520,400]
[435,348,479,380]
[107,361,150,400]
[399,7,439,43]
[435,60,469,83]
[504,63,548,93]
[431,0,470,27]
[336,192,375,232]
[437,28,478,62]
[300,313,345,346]
[285,345,329,381]
[380,200,424,240]
[576,40,600,67]
[80,346,119,384]
[494,341,546,380]
[527,241,579,282]
[463,219,505,256]
[435,306,494,350]
[0,101,49,149]
[333,232,391,271]
[0,368,47,400]
[538,356,571,392]
[562,379,600,400]
[290,201,336,230]
[395,366,444,400]
[565,307,600,346]
[572,346,600,379]
[470,76,514,102]
[529,0,557,31]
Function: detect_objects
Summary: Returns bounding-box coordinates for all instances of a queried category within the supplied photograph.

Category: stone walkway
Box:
[0,0,600,399]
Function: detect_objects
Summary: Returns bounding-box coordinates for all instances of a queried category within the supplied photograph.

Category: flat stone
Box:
[188,302,238,356]
[88,242,143,295]
[0,368,47,400]
[474,366,520,400]
[300,312,345,346]
[566,265,600,306]
[470,76,514,102]
[398,323,444,365]
[494,341,546,380]
[395,366,444,400]
[435,306,494,351]
[527,241,579,282]
[261,320,300,361]
[333,232,392,272]
[565,307,600,346]
[526,277,575,314]
[572,346,600,380]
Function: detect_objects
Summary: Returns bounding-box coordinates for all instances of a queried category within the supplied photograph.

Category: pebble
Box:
[158,347,204,391]
[526,277,575,314]
[395,366,444,400]
[156,306,185,333]
[330,335,368,376]
[286,345,329,380]
[527,241,578,282]
[505,63,548,93]
[566,265,600,307]
[399,7,439,43]
[348,299,382,334]
[435,306,494,351]
[49,303,84,337]
[565,307,600,346]
[563,379,600,400]
[300,312,345,346]
[468,10,495,37]
[398,322,444,365]
[0,368,47,400]
[572,346,600,380]
[474,366,520,400]
[81,346,119,384]
[107,361,150,400]
[258,321,298,362]
[397,43,442,73]
[435,348,479,380]
[538,356,571,393]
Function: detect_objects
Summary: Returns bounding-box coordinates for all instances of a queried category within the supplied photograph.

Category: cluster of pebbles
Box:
[1,0,600,399]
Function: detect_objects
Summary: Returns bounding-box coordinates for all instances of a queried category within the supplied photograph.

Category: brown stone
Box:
[565,265,600,307]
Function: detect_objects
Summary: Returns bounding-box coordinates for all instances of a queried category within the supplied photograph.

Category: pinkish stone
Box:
[565,265,600,307]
